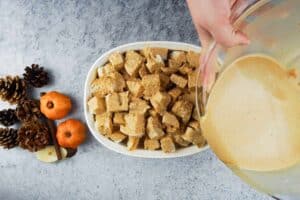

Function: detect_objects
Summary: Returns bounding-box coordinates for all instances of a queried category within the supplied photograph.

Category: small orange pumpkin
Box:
[56,119,86,148]
[40,91,72,120]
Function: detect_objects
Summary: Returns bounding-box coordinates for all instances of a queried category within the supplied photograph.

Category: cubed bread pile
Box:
[88,47,206,153]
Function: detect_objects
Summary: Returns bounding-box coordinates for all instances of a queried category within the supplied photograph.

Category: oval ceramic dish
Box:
[84,41,209,158]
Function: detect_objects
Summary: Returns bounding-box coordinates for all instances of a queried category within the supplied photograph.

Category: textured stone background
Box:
[0,1,271,200]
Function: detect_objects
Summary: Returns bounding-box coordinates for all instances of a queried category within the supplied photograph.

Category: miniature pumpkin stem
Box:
[47,101,54,109]
[65,131,72,138]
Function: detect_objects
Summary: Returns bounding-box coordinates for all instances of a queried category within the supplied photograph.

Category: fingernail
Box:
[243,38,251,45]
[239,35,250,45]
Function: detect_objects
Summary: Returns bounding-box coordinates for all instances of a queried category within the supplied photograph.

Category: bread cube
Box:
[97,67,104,77]
[138,64,149,78]
[105,91,129,112]
[182,127,206,147]
[150,91,171,114]
[88,96,106,115]
[189,120,200,130]
[171,100,193,123]
[159,73,170,89]
[186,51,200,67]
[104,63,116,74]
[188,71,201,88]
[126,79,144,97]
[109,71,126,91]
[91,71,125,97]
[95,113,113,135]
[125,59,141,77]
[179,123,188,133]
[180,91,196,105]
[170,51,186,65]
[142,74,161,97]
[142,47,168,60]
[166,126,179,134]
[90,78,113,97]
[109,131,127,143]
[113,112,126,125]
[194,136,205,148]
[98,63,116,77]
[126,50,144,61]
[108,52,124,70]
[127,136,140,151]
[170,74,187,88]
[162,112,180,129]
[174,135,190,147]
[146,116,165,139]
[129,98,150,115]
[161,66,179,75]
[146,55,164,73]
[149,109,159,117]
[108,71,125,81]
[181,127,196,143]
[115,71,129,83]
[125,51,144,76]
[120,112,145,137]
[179,63,193,75]
[168,87,182,103]
[168,59,182,69]
[160,136,176,153]
[144,138,160,150]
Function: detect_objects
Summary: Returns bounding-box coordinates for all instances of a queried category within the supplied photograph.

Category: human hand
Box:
[186,0,250,48]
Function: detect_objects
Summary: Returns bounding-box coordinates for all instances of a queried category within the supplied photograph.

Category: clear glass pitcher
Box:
[196,0,300,199]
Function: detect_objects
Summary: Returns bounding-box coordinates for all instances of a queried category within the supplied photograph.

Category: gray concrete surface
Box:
[0,1,271,200]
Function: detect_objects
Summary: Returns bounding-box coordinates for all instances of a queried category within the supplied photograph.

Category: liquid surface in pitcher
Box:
[201,54,300,172]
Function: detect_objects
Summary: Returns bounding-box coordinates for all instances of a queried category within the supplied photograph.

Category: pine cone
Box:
[16,99,42,122]
[0,76,27,104]
[23,64,49,88]
[0,109,18,127]
[18,121,50,152]
[0,128,18,149]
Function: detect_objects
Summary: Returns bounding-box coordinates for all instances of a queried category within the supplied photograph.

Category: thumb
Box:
[211,22,250,48]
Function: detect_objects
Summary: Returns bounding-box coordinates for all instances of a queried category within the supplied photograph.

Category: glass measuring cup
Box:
[196,0,300,199]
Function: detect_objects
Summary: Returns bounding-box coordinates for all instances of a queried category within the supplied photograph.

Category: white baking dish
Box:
[84,41,209,158]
